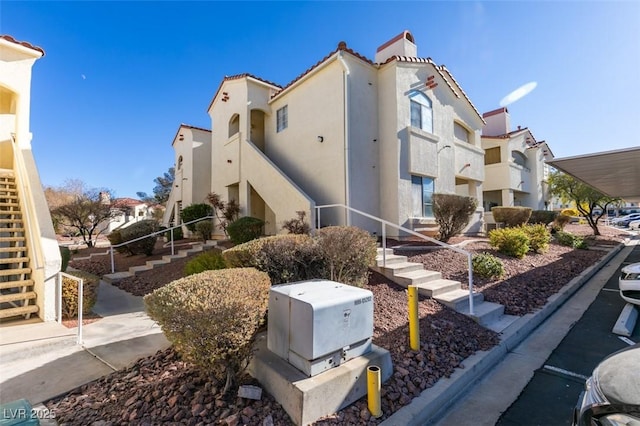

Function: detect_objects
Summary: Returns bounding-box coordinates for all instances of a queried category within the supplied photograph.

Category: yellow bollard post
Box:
[408,285,420,351]
[367,365,382,418]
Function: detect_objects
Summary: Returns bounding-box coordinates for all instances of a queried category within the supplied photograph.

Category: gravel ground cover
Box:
[49,224,631,425]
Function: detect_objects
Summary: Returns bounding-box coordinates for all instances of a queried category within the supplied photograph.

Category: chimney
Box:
[99,191,111,205]
[375,30,417,63]
[482,107,511,136]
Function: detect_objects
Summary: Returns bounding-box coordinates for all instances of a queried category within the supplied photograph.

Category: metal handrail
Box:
[315,204,475,315]
[57,272,84,345]
[109,216,215,273]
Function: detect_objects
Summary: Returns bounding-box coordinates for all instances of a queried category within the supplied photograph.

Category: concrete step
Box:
[414,279,462,297]
[146,259,171,268]
[376,254,408,266]
[0,279,34,290]
[380,261,425,276]
[484,314,520,333]
[0,246,27,253]
[0,256,29,265]
[394,269,442,287]
[434,289,484,311]
[0,304,38,319]
[456,301,505,326]
[129,265,153,274]
[376,248,395,256]
[0,291,36,304]
[0,268,30,278]
[102,271,133,283]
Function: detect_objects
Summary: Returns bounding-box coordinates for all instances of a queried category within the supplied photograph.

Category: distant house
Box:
[165,31,486,237]
[163,124,212,228]
[105,197,162,233]
[481,107,554,213]
[0,35,61,321]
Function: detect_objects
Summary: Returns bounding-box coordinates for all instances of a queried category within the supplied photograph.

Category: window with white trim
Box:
[276,105,288,132]
[411,175,435,217]
[410,91,433,133]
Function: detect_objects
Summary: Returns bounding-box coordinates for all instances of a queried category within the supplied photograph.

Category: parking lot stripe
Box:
[542,365,589,381]
[601,288,619,292]
[618,336,636,345]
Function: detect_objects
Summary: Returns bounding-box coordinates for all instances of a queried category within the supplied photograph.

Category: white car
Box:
[611,213,640,227]
[629,220,640,230]
[619,262,640,306]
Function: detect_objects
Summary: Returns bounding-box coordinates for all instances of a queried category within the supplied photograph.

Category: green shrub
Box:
[552,214,571,232]
[254,234,324,284]
[165,226,183,241]
[282,211,311,235]
[181,203,213,231]
[521,224,551,253]
[119,220,159,256]
[528,210,558,225]
[491,206,532,227]
[144,268,271,393]
[555,231,588,249]
[489,227,530,258]
[227,216,265,245]
[433,193,478,243]
[195,220,213,242]
[59,246,71,272]
[184,250,226,276]
[61,270,100,319]
[472,252,505,279]
[316,226,377,287]
[107,229,128,254]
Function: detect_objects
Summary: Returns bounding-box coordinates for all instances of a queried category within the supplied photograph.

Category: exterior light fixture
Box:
[317,136,324,143]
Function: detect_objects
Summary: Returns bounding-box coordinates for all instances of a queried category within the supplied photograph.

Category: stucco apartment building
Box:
[165,31,488,237]
[481,107,554,213]
[0,35,61,321]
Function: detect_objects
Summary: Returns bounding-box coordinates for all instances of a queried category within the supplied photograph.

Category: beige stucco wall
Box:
[377,61,484,233]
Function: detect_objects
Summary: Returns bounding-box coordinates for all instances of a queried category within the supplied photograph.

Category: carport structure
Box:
[547,146,640,202]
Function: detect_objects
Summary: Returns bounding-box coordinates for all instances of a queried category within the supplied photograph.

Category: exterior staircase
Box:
[372,247,519,333]
[0,171,37,320]
[101,240,218,283]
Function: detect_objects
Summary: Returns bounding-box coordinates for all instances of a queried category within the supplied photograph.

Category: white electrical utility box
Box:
[268,279,374,377]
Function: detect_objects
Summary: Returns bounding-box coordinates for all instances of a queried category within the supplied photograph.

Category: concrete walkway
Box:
[0,281,170,406]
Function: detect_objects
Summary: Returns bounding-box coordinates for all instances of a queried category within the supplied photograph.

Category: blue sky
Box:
[3,1,639,199]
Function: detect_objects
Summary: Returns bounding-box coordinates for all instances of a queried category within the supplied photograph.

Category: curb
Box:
[381,242,624,426]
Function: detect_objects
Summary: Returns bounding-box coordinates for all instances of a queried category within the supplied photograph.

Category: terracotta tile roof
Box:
[171,123,211,146]
[112,198,145,207]
[207,73,282,112]
[0,35,45,56]
[270,42,374,101]
[483,107,508,118]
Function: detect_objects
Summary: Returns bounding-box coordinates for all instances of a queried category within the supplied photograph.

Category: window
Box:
[411,175,435,217]
[485,147,501,165]
[512,151,528,168]
[409,91,433,133]
[276,105,288,132]
[228,114,240,137]
[454,122,470,143]
[177,155,183,170]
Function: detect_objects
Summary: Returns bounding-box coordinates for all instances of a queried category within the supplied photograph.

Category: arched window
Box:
[512,151,527,168]
[228,114,240,138]
[177,155,183,170]
[410,91,433,133]
[454,122,470,143]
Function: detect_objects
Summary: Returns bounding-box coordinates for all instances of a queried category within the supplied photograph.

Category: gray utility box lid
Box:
[268,279,374,377]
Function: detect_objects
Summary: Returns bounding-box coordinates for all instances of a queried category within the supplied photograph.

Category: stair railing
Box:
[109,216,215,273]
[315,204,475,315]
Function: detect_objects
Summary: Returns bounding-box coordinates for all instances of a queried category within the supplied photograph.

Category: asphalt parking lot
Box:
[496,243,640,426]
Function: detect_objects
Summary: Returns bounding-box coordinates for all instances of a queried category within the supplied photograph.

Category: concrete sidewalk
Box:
[0,281,170,406]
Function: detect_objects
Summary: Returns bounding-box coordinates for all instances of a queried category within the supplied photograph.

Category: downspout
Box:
[338,51,351,225]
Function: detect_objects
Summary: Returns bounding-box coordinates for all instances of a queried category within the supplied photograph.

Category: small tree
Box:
[206,192,240,236]
[432,193,478,243]
[180,203,213,232]
[548,171,620,235]
[136,167,175,205]
[51,183,116,248]
[282,211,311,235]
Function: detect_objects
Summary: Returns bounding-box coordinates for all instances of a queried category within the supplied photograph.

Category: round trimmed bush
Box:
[184,250,226,276]
[472,252,505,279]
[227,216,265,245]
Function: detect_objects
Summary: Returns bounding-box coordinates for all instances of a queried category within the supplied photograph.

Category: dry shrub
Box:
[432,193,478,242]
[553,214,571,231]
[316,226,377,287]
[62,270,100,319]
[491,206,532,227]
[254,235,324,284]
[282,211,311,235]
[144,268,271,393]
